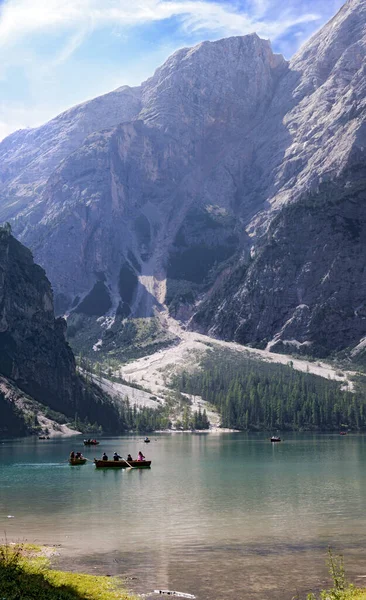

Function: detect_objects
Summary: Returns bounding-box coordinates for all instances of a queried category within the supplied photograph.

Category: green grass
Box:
[0,544,136,600]
[305,550,366,600]
[68,315,177,362]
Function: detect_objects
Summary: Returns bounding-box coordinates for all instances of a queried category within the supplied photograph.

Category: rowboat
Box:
[94,459,151,469]
[69,458,86,465]
[84,440,99,445]
[270,436,281,442]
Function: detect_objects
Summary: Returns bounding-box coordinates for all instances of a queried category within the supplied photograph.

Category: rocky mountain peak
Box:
[0,0,365,359]
[291,0,366,96]
[140,34,287,138]
[0,85,142,220]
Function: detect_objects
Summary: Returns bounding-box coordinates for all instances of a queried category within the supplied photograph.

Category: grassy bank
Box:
[305,551,366,600]
[0,544,136,600]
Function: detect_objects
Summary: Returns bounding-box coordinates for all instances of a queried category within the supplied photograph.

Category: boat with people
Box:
[69,451,86,465]
[270,436,281,442]
[69,457,87,465]
[144,437,151,443]
[83,439,99,446]
[94,458,151,468]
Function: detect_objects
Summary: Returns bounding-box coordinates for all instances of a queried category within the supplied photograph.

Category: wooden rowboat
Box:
[84,440,99,445]
[94,459,151,469]
[270,436,281,442]
[69,458,86,465]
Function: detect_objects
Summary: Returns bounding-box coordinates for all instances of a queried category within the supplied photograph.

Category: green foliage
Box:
[306,549,361,600]
[165,278,199,311]
[118,398,172,432]
[0,543,135,599]
[68,315,176,362]
[174,406,210,430]
[171,349,366,431]
[43,407,68,424]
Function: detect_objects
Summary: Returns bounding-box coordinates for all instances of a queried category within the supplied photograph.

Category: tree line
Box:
[172,349,366,431]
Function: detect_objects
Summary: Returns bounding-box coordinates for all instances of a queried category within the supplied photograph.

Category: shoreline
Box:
[4,539,366,600]
[1,429,364,442]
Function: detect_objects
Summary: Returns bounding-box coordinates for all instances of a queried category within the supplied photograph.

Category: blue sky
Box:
[0,0,345,141]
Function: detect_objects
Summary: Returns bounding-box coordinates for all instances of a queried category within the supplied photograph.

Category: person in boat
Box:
[127,454,133,462]
[102,452,108,461]
[144,437,150,442]
[113,452,121,461]
[137,451,145,461]
[70,451,75,459]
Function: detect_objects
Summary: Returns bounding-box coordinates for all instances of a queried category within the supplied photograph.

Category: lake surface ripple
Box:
[1,433,366,599]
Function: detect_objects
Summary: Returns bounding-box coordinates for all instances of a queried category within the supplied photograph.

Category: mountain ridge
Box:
[0,226,124,435]
[0,0,365,358]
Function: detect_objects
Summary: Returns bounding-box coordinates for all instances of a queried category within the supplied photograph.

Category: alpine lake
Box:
[1,432,366,600]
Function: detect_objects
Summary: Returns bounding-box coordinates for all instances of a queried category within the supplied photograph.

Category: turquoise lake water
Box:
[1,433,366,599]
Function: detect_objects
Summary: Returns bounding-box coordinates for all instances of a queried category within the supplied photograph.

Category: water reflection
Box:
[1,433,366,599]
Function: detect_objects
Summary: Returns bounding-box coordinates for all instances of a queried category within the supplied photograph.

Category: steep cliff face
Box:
[0,86,141,221]
[0,227,121,431]
[193,0,366,355]
[13,33,285,318]
[0,0,365,357]
[194,166,366,356]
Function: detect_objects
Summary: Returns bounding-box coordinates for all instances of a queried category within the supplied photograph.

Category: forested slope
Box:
[172,348,365,431]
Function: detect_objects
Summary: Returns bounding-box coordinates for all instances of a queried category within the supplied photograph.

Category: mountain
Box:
[0,225,122,435]
[194,0,366,356]
[0,0,365,359]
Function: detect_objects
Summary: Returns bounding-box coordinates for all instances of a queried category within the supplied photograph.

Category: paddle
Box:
[122,457,136,469]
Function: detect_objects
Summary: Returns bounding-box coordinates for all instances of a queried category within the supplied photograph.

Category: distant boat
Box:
[83,439,99,445]
[144,437,151,443]
[69,457,86,465]
[94,459,151,469]
[340,431,347,436]
[38,436,50,440]
[270,436,281,442]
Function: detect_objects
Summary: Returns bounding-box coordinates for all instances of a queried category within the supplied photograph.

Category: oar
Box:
[122,457,135,469]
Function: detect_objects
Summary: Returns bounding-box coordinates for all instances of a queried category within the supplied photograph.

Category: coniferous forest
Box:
[172,348,366,431]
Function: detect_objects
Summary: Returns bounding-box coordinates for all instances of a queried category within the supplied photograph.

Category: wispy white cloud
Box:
[0,0,344,140]
[0,0,320,51]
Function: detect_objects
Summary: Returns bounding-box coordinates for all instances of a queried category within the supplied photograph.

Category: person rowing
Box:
[113,451,122,461]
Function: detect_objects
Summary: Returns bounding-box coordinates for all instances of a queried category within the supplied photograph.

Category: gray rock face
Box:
[194,167,366,356]
[0,0,365,356]
[0,86,141,220]
[0,228,122,429]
